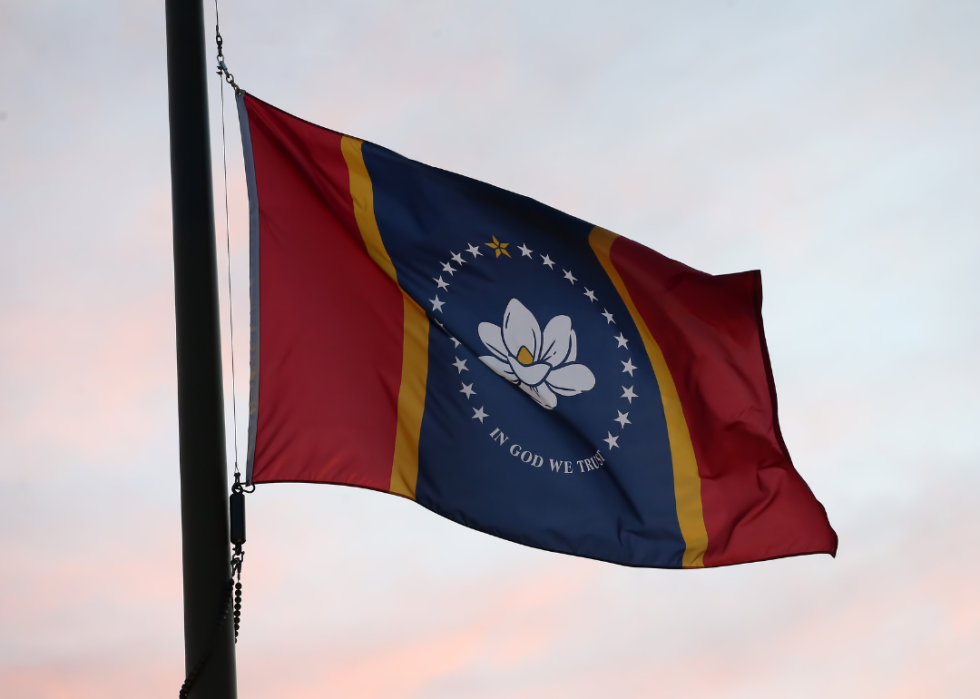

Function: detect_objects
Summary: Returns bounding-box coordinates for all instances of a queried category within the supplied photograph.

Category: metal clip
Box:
[215,27,242,95]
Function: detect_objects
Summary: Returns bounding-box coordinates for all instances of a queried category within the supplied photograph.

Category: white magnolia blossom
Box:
[478,299,596,409]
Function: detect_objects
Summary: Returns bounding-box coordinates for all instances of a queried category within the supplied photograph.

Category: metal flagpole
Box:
[165,0,238,695]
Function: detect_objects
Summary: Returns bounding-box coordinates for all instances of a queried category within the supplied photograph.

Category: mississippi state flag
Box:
[238,93,837,568]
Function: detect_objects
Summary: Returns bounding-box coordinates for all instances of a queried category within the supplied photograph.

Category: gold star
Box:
[485,236,511,258]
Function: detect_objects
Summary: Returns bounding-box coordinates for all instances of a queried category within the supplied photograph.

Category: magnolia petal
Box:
[541,315,573,367]
[479,355,518,383]
[502,299,541,360]
[568,329,578,363]
[520,382,558,410]
[546,363,596,396]
[507,356,551,386]
[478,322,508,362]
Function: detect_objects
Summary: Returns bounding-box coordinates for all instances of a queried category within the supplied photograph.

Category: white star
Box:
[460,383,476,398]
[449,336,461,348]
[441,262,456,276]
[622,386,638,403]
[541,254,555,269]
[604,432,620,449]
[472,406,489,423]
[434,276,449,290]
[615,333,629,348]
[518,243,533,257]
[615,410,631,428]
[430,295,445,312]
[584,288,597,302]
[563,269,577,284]
[450,252,466,265]
[621,358,636,376]
[434,318,445,329]
[453,357,469,373]
[466,243,483,258]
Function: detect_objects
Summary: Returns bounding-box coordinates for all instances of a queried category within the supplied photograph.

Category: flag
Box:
[237,93,837,568]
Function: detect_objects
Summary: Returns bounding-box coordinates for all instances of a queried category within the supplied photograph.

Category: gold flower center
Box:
[516,346,534,365]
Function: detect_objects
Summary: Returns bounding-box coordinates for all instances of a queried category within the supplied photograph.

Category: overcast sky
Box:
[1,1,978,697]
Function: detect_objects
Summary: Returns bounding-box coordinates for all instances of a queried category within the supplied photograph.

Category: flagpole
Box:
[165,0,238,696]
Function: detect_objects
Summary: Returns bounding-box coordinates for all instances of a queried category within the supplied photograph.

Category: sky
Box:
[1,0,978,697]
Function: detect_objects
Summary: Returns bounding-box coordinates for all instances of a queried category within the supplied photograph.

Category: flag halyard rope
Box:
[178,578,235,699]
[216,5,240,482]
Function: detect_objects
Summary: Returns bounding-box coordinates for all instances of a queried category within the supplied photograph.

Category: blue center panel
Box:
[363,143,685,567]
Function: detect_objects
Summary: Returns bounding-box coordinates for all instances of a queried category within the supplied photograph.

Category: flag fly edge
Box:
[589,227,709,568]
[238,92,261,485]
[340,137,429,499]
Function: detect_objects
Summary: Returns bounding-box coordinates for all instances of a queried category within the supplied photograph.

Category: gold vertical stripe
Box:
[341,136,429,499]
[341,137,399,283]
[589,227,708,567]
[390,296,429,498]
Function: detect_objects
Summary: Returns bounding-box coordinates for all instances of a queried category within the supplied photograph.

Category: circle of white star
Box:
[429,238,642,459]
